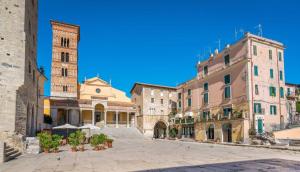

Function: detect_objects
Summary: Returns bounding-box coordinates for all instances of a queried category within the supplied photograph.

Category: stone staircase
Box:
[4,144,22,162]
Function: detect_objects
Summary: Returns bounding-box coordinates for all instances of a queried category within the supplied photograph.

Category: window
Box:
[223,107,232,117]
[66,53,69,62]
[202,111,210,120]
[61,52,65,62]
[278,52,282,61]
[28,61,32,74]
[178,93,181,99]
[280,71,283,81]
[253,45,257,56]
[280,87,284,98]
[96,88,101,93]
[204,83,208,91]
[269,50,272,60]
[203,65,208,76]
[254,103,262,114]
[224,55,230,66]
[254,65,258,76]
[151,89,154,96]
[255,84,259,95]
[269,86,276,97]
[151,98,154,103]
[178,101,182,108]
[63,86,68,92]
[224,75,231,99]
[287,88,291,96]
[160,99,163,105]
[270,105,277,115]
[32,69,35,82]
[188,89,191,96]
[204,92,209,104]
[188,98,192,107]
[62,68,68,77]
[28,21,31,35]
[67,39,70,48]
[61,37,64,47]
[270,69,274,79]
[64,38,67,47]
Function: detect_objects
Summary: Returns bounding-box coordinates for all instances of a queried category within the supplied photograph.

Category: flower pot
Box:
[53,148,59,153]
[71,147,77,152]
[79,145,84,152]
[43,148,50,153]
[107,141,113,148]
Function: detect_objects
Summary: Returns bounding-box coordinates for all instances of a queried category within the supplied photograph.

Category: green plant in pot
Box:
[90,134,100,151]
[37,131,52,153]
[98,134,107,150]
[169,128,178,139]
[77,130,86,151]
[68,132,79,152]
[51,134,63,153]
[106,138,114,148]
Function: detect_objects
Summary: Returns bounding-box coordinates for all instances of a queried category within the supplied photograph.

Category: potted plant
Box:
[106,138,114,148]
[77,131,86,152]
[51,134,63,153]
[90,134,100,151]
[98,134,107,150]
[68,132,79,152]
[37,132,52,153]
[169,128,178,140]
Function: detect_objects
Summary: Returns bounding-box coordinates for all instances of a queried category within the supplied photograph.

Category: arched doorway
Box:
[153,121,167,139]
[222,123,232,142]
[95,104,105,125]
[207,124,214,140]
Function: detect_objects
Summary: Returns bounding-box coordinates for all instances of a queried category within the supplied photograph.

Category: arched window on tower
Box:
[61,68,64,76]
[65,68,68,77]
[61,37,64,47]
[66,53,69,62]
[61,52,65,62]
[64,38,67,47]
[67,39,70,48]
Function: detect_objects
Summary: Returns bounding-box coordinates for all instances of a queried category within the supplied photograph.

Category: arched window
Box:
[61,68,64,76]
[61,37,64,47]
[67,39,70,48]
[66,53,69,62]
[65,68,68,77]
[64,38,67,47]
[61,52,65,62]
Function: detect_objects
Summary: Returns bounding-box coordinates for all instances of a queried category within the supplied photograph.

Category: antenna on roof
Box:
[216,39,221,51]
[255,24,263,37]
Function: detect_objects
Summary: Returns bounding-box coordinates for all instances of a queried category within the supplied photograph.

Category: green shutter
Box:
[270,69,273,79]
[254,66,258,76]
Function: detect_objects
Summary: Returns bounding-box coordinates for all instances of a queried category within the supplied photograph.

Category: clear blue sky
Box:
[38,0,300,97]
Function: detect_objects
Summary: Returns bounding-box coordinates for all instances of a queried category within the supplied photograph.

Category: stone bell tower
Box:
[50,21,80,98]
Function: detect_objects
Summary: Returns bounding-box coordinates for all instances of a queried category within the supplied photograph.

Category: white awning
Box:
[184,112,194,117]
[175,113,183,118]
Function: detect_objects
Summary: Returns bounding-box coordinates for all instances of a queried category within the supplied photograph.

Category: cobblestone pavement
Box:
[1,128,300,172]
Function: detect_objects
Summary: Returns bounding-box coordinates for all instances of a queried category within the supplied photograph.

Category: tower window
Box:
[66,53,69,62]
[61,52,65,62]
[63,85,68,92]
[61,37,64,47]
[67,39,70,48]
[62,68,68,77]
[64,38,67,47]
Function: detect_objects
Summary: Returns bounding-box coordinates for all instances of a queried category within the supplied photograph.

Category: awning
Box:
[175,113,183,118]
[184,112,194,117]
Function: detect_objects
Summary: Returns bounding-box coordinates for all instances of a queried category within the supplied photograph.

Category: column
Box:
[104,110,107,127]
[92,109,95,125]
[116,111,119,128]
[126,112,129,128]
[80,109,83,126]
[66,109,69,124]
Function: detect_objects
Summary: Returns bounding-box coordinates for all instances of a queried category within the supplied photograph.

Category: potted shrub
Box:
[106,138,114,148]
[77,131,86,152]
[51,134,63,153]
[169,128,178,140]
[90,134,100,151]
[98,134,107,150]
[37,132,52,153]
[68,132,79,152]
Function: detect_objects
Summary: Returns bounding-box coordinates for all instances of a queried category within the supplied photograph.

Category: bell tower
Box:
[50,20,80,98]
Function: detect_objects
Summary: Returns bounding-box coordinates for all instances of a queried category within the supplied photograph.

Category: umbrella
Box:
[53,123,78,137]
[78,124,101,138]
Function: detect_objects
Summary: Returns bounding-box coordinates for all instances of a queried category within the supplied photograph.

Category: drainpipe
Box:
[275,48,282,129]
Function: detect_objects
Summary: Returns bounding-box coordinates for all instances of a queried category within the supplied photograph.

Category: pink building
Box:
[173,33,287,143]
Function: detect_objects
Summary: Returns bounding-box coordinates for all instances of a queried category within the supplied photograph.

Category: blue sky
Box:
[38,0,300,96]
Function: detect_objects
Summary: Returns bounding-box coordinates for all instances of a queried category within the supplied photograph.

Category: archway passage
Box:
[207,124,214,140]
[153,121,167,139]
[222,123,232,143]
[95,104,105,124]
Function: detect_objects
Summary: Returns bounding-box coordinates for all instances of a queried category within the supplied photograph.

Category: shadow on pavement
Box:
[137,159,300,172]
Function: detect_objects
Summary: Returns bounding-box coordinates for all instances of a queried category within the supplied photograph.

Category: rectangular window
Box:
[287,88,291,96]
[178,101,182,108]
[254,103,262,114]
[269,50,272,60]
[188,89,191,96]
[66,53,69,62]
[178,93,181,99]
[188,98,192,107]
[203,65,208,76]
[225,86,231,99]
[204,83,208,91]
[204,93,209,104]
[270,105,277,115]
[224,75,231,84]
[160,99,163,105]
[223,108,232,117]
[253,45,257,56]
[202,111,210,120]
[151,98,154,103]
[63,85,68,92]
[270,69,274,79]
[28,61,32,74]
[224,55,230,66]
[61,68,64,76]
[269,86,276,97]
[255,84,259,95]
[32,69,35,82]
[278,52,282,61]
[280,87,284,98]
[61,52,65,62]
[280,71,283,81]
[254,65,258,76]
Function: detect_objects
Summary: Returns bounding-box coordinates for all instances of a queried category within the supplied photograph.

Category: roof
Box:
[286,83,300,87]
[50,20,80,41]
[130,82,176,93]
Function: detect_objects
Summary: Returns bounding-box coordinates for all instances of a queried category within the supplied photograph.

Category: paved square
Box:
[1,128,300,172]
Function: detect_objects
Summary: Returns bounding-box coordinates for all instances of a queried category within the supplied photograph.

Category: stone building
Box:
[45,21,136,128]
[285,83,300,126]
[174,33,287,143]
[130,83,177,138]
[0,0,46,148]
